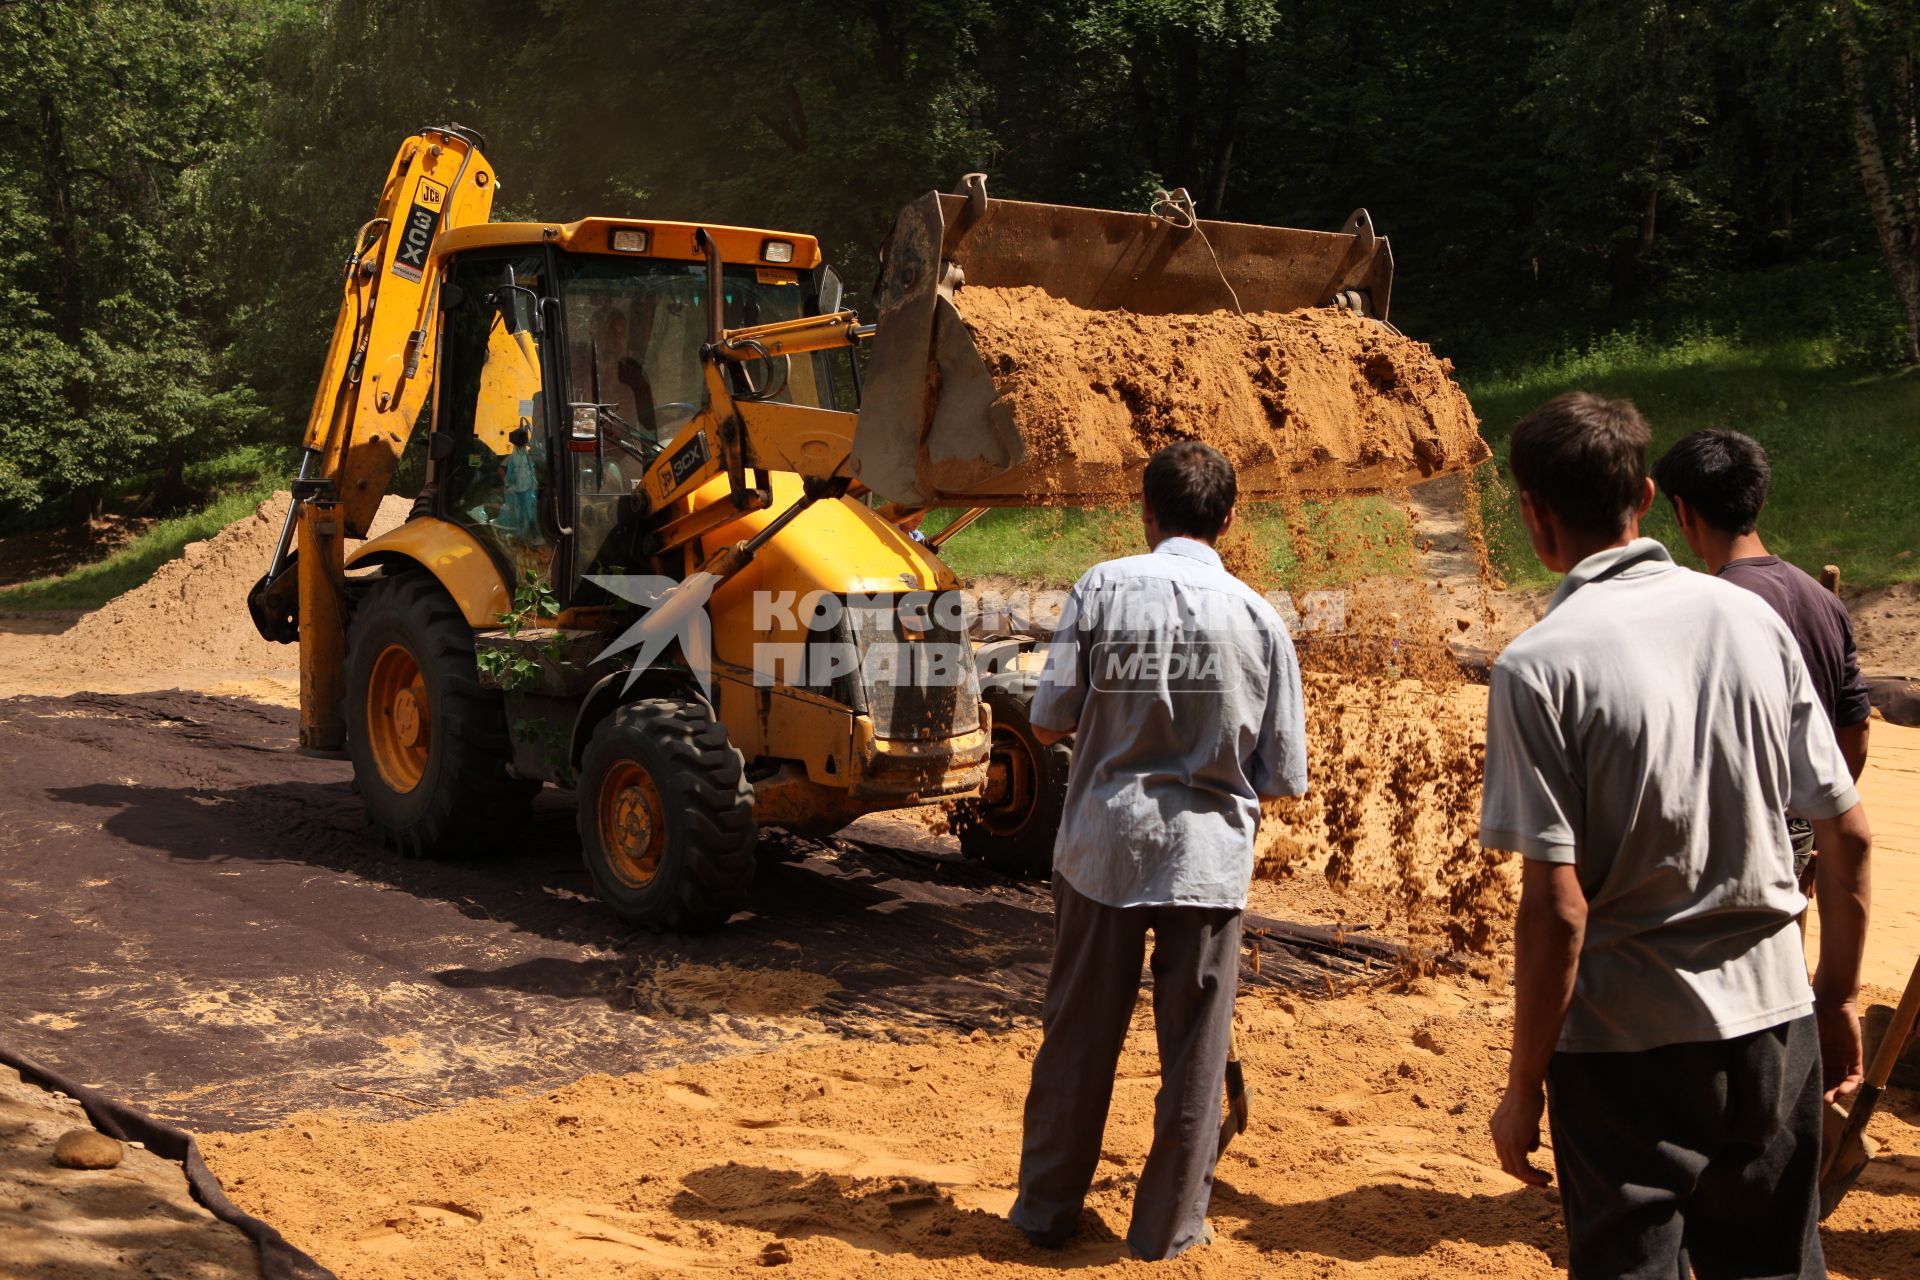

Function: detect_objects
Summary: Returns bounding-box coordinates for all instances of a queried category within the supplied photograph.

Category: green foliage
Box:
[507,570,559,631]
[4,0,1919,590]
[476,647,543,693]
[205,0,1912,377]
[1467,330,1920,590]
[476,570,561,692]
[0,0,273,527]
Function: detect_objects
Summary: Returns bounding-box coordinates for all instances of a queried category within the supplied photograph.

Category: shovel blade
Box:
[1818,1089,1880,1219]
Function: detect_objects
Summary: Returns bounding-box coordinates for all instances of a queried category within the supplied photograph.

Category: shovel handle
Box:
[1820,955,1920,1218]
[1864,955,1920,1090]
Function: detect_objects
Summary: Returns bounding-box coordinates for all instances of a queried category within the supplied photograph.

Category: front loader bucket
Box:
[849,182,1483,507]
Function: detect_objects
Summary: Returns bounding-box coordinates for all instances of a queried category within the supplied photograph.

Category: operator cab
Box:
[424,219,841,598]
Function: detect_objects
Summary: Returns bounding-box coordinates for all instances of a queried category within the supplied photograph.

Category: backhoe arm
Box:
[299,126,498,536]
[636,309,866,520]
[249,126,496,756]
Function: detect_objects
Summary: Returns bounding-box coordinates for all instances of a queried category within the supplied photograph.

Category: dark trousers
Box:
[1010,876,1240,1260]
[1546,1015,1825,1280]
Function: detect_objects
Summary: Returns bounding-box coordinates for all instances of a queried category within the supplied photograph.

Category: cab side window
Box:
[439,254,554,580]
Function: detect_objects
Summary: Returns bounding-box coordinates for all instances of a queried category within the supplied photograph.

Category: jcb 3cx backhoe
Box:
[248,124,1414,931]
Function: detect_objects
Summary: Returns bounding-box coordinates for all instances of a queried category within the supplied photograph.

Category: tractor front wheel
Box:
[576,697,757,930]
[954,672,1072,880]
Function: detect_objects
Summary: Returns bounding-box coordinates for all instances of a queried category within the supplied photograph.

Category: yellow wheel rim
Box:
[978,728,1038,834]
[366,643,430,793]
[597,760,666,888]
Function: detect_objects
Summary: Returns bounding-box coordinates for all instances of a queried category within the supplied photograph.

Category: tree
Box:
[1834,0,1920,362]
[0,0,268,526]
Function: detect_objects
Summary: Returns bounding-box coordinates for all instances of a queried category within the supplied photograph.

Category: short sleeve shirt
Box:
[1030,538,1308,910]
[1479,539,1859,1054]
[1718,555,1873,730]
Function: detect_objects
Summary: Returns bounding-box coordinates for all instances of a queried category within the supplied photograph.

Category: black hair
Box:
[1650,428,1771,535]
[508,426,530,447]
[1508,391,1651,536]
[1142,440,1237,540]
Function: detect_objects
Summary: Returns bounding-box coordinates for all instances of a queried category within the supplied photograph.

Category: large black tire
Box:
[576,697,757,930]
[345,572,536,857]
[953,669,1072,880]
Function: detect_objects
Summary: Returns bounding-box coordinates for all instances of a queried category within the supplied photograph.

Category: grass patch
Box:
[1465,331,1920,590]
[0,481,283,612]
[925,496,1413,589]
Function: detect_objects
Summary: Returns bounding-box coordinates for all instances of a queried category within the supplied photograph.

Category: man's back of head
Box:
[1508,392,1652,539]
[1651,428,1772,536]
[1142,440,1236,543]
[1651,427,1867,742]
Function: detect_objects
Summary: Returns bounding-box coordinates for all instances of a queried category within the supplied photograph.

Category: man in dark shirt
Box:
[1653,429,1872,892]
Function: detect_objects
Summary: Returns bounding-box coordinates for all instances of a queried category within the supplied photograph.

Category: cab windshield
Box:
[557,255,832,582]
[557,256,826,450]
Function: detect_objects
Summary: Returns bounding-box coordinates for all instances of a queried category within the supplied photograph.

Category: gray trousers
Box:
[1010,875,1240,1260]
[1546,1015,1825,1280]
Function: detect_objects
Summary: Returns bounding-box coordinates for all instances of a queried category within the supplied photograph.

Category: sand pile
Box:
[957,287,1489,495]
[36,491,409,681]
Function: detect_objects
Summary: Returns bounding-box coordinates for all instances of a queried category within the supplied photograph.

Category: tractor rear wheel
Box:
[576,697,757,930]
[345,571,536,857]
[953,670,1072,880]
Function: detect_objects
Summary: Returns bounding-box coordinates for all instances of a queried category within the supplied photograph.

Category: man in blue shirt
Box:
[1009,441,1309,1260]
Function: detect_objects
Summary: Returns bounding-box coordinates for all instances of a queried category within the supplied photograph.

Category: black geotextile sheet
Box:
[0,690,1398,1133]
[0,1042,336,1280]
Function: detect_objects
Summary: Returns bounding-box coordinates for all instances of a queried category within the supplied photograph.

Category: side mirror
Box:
[490,267,544,337]
[820,264,845,316]
[493,293,521,335]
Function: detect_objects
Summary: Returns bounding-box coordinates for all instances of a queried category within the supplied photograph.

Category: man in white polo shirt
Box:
[1481,391,1872,1278]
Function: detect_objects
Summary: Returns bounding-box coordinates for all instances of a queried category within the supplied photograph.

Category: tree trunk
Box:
[1836,1,1920,362]
[1204,40,1249,217]
[1171,27,1201,185]
[150,439,202,513]
[1899,49,1920,234]
[755,84,809,154]
[1207,136,1236,217]
[68,483,104,529]
[38,89,83,346]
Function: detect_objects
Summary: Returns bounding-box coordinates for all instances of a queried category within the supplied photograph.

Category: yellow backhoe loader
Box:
[247,124,1438,930]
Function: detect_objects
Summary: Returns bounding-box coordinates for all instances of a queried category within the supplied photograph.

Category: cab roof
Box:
[434,217,822,270]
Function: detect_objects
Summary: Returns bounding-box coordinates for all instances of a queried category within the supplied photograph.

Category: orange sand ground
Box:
[201,718,1920,1280]
[1811,713,1920,992]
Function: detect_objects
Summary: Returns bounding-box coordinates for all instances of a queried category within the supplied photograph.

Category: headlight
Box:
[761,239,794,264]
[611,228,650,253]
